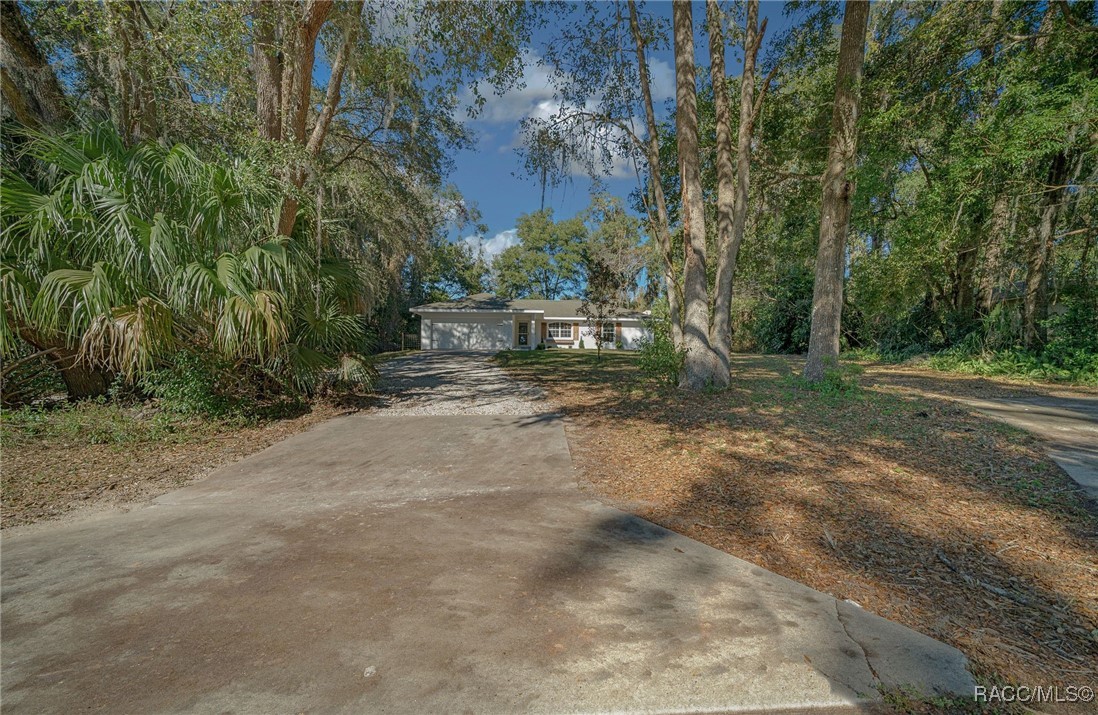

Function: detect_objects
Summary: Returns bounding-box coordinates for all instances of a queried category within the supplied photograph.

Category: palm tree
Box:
[2,124,374,401]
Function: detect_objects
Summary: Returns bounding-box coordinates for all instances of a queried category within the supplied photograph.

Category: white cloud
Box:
[461,48,672,181]
[647,58,675,104]
[466,50,674,126]
[461,229,520,261]
[463,50,558,123]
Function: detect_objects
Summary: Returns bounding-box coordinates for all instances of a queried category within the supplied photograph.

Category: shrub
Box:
[871,300,941,360]
[749,267,814,354]
[924,299,1098,385]
[815,359,864,397]
[787,358,863,399]
[637,314,686,386]
[1043,300,1098,370]
[139,350,243,417]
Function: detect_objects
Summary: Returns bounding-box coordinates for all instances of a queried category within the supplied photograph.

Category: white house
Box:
[411,294,652,351]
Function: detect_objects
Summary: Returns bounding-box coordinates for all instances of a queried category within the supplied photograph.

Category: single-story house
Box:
[411,294,652,351]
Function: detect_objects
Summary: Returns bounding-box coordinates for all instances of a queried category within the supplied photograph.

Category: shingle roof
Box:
[412,293,513,312]
[411,294,648,320]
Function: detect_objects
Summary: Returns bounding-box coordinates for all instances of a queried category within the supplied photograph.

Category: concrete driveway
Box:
[2,352,974,713]
[954,395,1098,501]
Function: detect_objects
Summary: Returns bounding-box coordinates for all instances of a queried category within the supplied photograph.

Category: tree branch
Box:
[307,0,364,158]
[751,63,779,126]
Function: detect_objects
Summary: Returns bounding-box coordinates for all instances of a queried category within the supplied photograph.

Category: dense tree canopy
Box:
[521,0,1096,385]
[1,0,538,401]
[2,0,1095,402]
[494,197,646,302]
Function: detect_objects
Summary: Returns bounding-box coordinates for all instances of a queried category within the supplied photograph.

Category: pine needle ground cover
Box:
[0,401,363,529]
[499,351,1098,702]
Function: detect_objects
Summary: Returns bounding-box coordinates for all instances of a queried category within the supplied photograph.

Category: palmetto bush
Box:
[1,125,375,404]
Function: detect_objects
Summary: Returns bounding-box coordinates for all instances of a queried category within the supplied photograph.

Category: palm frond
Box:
[5,124,376,397]
[80,296,175,377]
[335,353,378,389]
[215,289,288,361]
[31,263,133,339]
[171,260,227,313]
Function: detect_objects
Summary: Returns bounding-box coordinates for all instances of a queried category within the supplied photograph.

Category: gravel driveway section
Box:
[375,351,546,416]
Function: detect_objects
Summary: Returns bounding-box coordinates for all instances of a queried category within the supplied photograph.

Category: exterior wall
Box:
[541,320,578,349]
[545,320,650,350]
[420,318,431,349]
[416,311,652,351]
[577,325,599,349]
[619,325,649,350]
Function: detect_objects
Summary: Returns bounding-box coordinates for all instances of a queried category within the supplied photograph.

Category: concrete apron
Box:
[1,414,974,714]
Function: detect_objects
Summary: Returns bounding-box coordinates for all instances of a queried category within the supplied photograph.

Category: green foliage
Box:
[749,268,814,354]
[494,209,587,299]
[781,357,864,405]
[1,399,223,447]
[637,313,686,387]
[1,125,374,399]
[926,349,1098,386]
[419,239,490,301]
[139,350,242,417]
[869,301,943,360]
[799,359,864,399]
[1042,300,1098,369]
[635,0,1096,388]
[926,300,1098,385]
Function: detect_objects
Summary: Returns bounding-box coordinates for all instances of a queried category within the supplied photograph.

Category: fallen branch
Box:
[935,550,1036,608]
[1,347,59,377]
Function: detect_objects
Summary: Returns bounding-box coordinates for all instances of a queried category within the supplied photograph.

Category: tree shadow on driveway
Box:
[502,350,1098,695]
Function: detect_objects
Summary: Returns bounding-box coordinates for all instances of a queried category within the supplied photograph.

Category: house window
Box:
[599,322,615,344]
[547,322,571,339]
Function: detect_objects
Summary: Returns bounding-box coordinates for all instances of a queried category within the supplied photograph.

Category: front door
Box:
[517,321,529,347]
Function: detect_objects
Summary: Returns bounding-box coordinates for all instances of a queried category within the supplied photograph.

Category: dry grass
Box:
[500,350,1098,710]
[1,398,371,529]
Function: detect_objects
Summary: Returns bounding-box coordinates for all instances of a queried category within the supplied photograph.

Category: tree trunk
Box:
[673,0,723,389]
[1023,151,1071,348]
[803,0,869,383]
[951,247,978,325]
[306,1,362,157]
[16,326,110,400]
[253,0,283,141]
[0,1,71,128]
[276,0,335,237]
[709,0,764,375]
[629,0,683,347]
[707,0,736,376]
[102,2,159,142]
[980,193,1011,313]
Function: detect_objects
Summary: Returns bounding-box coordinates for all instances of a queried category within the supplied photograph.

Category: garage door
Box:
[431,318,512,350]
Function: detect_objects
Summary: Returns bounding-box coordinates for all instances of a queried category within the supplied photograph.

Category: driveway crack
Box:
[835,600,880,685]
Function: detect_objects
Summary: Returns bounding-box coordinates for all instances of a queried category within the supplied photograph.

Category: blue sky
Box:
[446,1,800,259]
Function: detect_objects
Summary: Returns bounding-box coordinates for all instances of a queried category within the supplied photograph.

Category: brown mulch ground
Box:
[1,398,370,529]
[501,351,1098,710]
